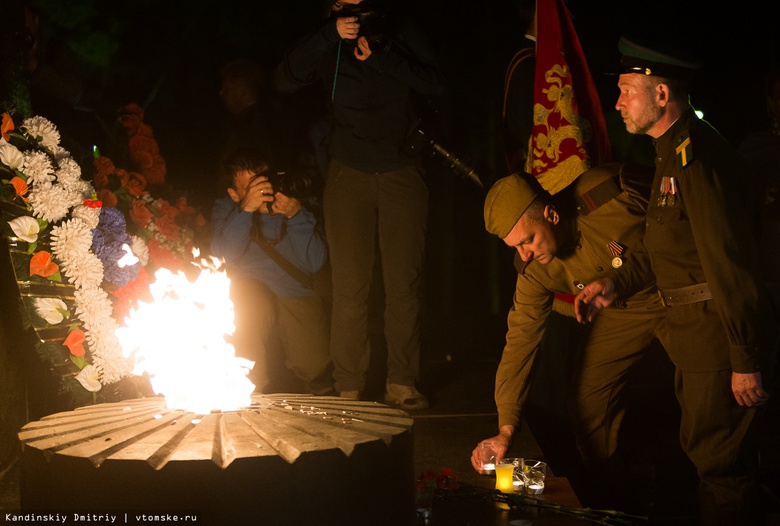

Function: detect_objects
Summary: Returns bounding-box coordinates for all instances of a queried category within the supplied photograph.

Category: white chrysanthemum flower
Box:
[50,218,93,263]
[55,157,82,186]
[50,145,71,163]
[75,286,132,383]
[130,235,149,267]
[59,251,104,289]
[8,215,40,243]
[21,115,61,150]
[28,182,71,223]
[62,185,86,210]
[22,150,55,185]
[0,141,24,170]
[74,285,113,325]
[75,364,102,392]
[73,179,93,197]
[34,297,69,325]
[90,331,132,384]
[71,204,101,229]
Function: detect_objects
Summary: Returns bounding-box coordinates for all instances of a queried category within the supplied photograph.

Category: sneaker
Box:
[339,390,361,400]
[385,383,429,410]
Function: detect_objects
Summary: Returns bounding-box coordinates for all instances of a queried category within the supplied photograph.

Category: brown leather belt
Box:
[658,283,712,307]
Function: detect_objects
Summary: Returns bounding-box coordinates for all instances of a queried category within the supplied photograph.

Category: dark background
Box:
[18,0,780,366]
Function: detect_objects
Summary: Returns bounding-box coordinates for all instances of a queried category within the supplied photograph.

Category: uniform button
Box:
[596,266,604,272]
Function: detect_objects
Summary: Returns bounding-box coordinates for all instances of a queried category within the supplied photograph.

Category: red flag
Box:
[528,0,611,194]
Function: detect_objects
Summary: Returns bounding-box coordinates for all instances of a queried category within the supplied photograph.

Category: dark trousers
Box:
[323,159,428,392]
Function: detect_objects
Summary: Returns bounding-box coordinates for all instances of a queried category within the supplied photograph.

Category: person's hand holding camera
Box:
[354,36,372,61]
[271,192,303,219]
[336,16,359,40]
[241,174,274,214]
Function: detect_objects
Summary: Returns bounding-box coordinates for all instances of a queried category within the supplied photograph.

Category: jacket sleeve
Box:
[274,20,341,93]
[271,208,327,273]
[681,156,770,372]
[209,198,253,264]
[362,20,444,96]
[495,272,553,429]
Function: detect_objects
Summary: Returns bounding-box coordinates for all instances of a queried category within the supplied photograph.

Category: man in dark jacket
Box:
[274,0,444,409]
[576,37,779,525]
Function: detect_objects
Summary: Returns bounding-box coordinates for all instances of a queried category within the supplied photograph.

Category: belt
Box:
[658,283,712,307]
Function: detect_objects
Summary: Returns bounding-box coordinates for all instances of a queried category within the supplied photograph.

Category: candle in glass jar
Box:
[494,463,515,493]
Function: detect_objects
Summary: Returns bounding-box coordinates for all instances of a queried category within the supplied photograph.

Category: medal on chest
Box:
[657,176,679,207]
[608,240,625,268]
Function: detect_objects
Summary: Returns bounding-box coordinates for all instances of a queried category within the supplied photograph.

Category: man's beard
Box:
[624,103,664,135]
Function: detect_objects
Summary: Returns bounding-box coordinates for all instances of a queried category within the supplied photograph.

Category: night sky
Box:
[23,0,780,359]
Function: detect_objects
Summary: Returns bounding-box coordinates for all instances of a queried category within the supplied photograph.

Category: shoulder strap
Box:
[251,225,313,289]
[575,176,621,216]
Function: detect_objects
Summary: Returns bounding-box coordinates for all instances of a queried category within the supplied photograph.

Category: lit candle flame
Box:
[116,256,255,413]
[117,244,139,268]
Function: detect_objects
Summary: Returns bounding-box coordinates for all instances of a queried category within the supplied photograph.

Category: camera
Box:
[269,170,314,200]
[337,1,392,54]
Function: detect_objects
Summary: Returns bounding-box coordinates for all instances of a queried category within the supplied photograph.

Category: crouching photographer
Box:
[210,148,333,395]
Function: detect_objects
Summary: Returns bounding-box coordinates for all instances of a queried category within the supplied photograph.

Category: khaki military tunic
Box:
[495,163,666,468]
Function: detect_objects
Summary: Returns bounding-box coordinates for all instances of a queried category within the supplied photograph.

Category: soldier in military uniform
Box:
[470,163,667,510]
[575,37,779,524]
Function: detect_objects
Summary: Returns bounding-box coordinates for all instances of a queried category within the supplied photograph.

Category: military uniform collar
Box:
[654,107,696,151]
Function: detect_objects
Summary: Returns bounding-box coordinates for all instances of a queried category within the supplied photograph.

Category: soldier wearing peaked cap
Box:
[575,36,779,525]
[471,162,671,511]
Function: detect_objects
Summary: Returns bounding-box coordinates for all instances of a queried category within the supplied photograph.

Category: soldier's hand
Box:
[470,426,513,474]
[574,277,617,324]
[732,371,770,407]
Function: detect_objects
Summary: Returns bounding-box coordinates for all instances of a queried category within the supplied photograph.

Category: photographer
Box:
[274,0,444,408]
[210,148,332,395]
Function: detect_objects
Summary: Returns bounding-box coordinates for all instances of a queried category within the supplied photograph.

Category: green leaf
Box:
[36,218,48,230]
[26,241,36,254]
[70,354,86,369]
[47,270,63,283]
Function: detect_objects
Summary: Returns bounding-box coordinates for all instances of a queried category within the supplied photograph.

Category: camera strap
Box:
[331,41,342,103]
[250,223,314,290]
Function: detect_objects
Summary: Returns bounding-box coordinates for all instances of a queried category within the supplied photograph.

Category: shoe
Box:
[385,383,429,410]
[339,390,361,400]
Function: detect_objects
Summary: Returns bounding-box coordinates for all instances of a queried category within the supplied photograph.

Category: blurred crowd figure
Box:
[739,67,780,309]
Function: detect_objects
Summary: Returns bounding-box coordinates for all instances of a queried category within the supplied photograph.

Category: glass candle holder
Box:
[495,459,516,493]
